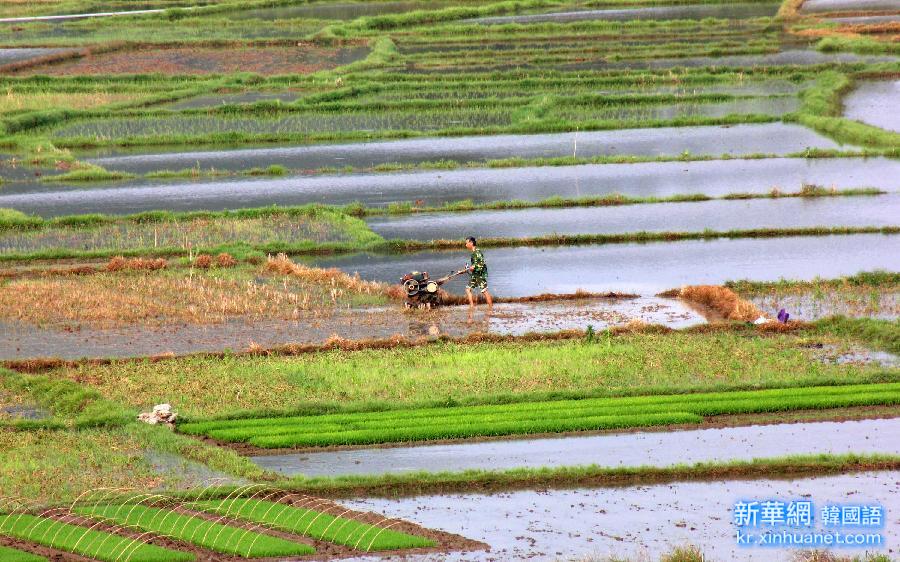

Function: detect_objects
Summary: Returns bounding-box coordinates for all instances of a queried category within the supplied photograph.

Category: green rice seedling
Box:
[190,498,435,550]
[74,504,314,557]
[0,545,46,562]
[0,514,194,562]
[179,382,900,448]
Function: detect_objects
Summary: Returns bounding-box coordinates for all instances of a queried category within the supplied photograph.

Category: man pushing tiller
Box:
[398,236,494,309]
[464,236,493,310]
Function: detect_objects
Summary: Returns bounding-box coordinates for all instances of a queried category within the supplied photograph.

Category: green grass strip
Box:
[0,514,193,562]
[73,504,313,558]
[180,382,900,448]
[0,545,46,562]
[189,498,435,551]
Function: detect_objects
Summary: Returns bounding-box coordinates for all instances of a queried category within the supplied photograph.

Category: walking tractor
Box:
[400,268,467,309]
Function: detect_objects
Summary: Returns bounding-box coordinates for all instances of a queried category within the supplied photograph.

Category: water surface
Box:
[310,234,900,296]
[843,80,900,133]
[367,194,900,240]
[253,418,900,477]
[81,123,846,174]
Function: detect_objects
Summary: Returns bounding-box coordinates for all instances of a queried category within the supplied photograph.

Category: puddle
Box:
[342,471,899,561]
[4,156,895,217]
[0,396,49,420]
[470,2,780,24]
[801,0,900,13]
[166,91,302,110]
[749,290,900,321]
[0,47,69,64]
[559,49,897,71]
[79,123,847,174]
[0,296,703,360]
[843,80,900,133]
[251,418,900,477]
[811,344,900,368]
[229,1,455,21]
[366,193,900,240]
[309,234,900,296]
[145,451,247,490]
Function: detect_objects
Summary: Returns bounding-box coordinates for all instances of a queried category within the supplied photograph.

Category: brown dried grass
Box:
[777,0,806,19]
[676,285,765,322]
[0,271,319,327]
[194,254,213,269]
[264,253,403,299]
[106,256,167,272]
[216,252,237,268]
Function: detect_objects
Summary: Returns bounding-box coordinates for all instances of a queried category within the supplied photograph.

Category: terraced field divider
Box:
[178,382,900,448]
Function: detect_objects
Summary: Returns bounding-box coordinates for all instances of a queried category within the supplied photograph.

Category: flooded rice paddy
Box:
[51,108,512,138]
[166,91,303,110]
[344,471,899,561]
[4,156,896,217]
[560,49,898,71]
[80,123,846,174]
[0,214,358,255]
[828,14,900,24]
[229,1,457,21]
[0,296,702,360]
[843,80,900,133]
[310,234,900,296]
[546,95,799,121]
[366,194,900,240]
[470,2,780,25]
[251,418,900,477]
[749,289,900,321]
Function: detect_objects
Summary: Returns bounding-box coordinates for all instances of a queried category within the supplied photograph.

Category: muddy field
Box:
[0,296,703,360]
[17,44,369,75]
[344,471,900,561]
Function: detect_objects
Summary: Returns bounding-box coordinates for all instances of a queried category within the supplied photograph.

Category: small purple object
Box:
[777,309,789,323]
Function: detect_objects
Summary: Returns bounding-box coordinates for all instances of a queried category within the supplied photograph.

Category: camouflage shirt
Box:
[469,248,487,277]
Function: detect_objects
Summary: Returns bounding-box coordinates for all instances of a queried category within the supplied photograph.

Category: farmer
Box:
[465,236,493,310]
